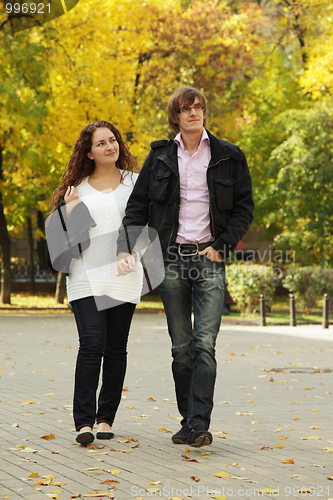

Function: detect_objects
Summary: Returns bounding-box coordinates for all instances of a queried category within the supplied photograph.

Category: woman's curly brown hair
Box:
[50,121,139,210]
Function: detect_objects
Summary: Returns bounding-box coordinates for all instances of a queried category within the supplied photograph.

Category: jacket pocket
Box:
[214,177,236,210]
[149,168,172,202]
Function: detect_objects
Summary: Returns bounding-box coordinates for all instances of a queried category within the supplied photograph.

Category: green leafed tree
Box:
[0,15,50,302]
[255,102,333,266]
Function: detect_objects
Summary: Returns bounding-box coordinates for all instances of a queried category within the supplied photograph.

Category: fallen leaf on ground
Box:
[34,478,53,486]
[104,469,121,474]
[45,495,60,499]
[299,436,321,440]
[41,433,55,440]
[182,454,198,463]
[87,445,105,449]
[201,451,213,455]
[261,445,272,450]
[100,480,119,484]
[71,494,81,498]
[309,426,321,429]
[147,397,157,401]
[122,405,135,409]
[28,473,39,478]
[291,475,298,478]
[118,436,138,443]
[262,489,279,494]
[51,450,59,454]
[323,448,333,452]
[83,493,114,498]
[149,481,162,485]
[146,488,160,494]
[82,467,104,471]
[132,444,139,448]
[45,393,55,396]
[210,495,226,500]
[281,458,294,464]
[21,447,39,453]
[311,409,319,412]
[293,417,301,420]
[122,386,129,391]
[327,477,333,481]
[158,428,172,432]
[279,436,288,440]
[53,481,66,486]
[214,471,230,478]
[274,428,282,433]
[274,445,285,449]
[190,476,200,482]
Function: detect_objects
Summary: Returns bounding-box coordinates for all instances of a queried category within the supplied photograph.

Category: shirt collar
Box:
[174,128,210,150]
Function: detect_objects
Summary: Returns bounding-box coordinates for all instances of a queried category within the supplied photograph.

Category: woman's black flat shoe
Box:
[96,431,114,440]
[76,431,94,445]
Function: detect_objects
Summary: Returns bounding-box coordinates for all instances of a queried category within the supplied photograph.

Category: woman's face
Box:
[87,127,120,168]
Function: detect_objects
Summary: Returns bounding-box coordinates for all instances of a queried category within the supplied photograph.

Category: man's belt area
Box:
[175,242,212,257]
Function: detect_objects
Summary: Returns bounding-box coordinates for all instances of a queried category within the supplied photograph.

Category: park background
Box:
[0,0,333,317]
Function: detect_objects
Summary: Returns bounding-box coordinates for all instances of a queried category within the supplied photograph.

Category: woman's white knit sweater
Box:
[66,171,144,304]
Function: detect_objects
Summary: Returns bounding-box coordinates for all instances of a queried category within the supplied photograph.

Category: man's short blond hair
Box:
[167,86,207,134]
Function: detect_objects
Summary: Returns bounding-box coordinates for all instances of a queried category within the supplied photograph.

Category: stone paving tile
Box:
[1,314,333,500]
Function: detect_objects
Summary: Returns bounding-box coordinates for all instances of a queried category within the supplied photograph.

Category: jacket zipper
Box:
[166,180,180,261]
[207,157,230,240]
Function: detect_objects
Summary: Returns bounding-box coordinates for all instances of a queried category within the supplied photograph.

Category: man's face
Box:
[176,97,205,136]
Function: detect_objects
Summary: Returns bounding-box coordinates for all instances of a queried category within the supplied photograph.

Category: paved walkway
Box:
[0,314,333,500]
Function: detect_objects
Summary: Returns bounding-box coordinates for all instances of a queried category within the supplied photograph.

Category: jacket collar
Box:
[207,130,231,165]
[157,139,179,176]
[156,129,242,175]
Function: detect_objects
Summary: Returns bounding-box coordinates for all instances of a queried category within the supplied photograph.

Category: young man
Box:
[117,87,254,447]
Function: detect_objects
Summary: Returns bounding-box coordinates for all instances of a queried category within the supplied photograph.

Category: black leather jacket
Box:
[118,130,254,259]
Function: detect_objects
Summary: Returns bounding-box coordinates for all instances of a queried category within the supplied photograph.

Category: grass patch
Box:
[0,292,69,311]
[0,293,327,324]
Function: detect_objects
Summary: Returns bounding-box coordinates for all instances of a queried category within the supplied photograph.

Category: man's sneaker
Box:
[186,424,212,448]
[172,423,190,444]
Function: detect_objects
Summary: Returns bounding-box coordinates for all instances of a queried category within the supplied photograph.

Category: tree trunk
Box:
[0,145,11,304]
[55,272,66,304]
[37,210,47,270]
[27,215,36,294]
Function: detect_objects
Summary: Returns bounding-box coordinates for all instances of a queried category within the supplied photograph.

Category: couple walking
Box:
[47,86,254,448]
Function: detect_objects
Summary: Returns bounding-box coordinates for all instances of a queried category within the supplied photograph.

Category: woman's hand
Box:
[117,252,137,276]
[64,186,81,217]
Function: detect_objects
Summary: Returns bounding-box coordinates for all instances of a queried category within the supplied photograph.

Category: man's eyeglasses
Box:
[177,105,205,114]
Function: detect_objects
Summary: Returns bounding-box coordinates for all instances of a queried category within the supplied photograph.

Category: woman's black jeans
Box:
[71,296,136,431]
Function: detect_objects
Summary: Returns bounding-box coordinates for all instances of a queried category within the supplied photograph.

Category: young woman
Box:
[49,121,143,445]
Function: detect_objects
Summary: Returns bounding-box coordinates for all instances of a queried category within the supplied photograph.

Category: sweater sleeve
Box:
[117,151,153,254]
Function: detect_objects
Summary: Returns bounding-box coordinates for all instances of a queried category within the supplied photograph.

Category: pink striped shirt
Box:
[175,129,214,244]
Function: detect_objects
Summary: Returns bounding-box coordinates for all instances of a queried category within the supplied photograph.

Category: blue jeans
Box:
[158,254,225,430]
[71,296,136,431]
